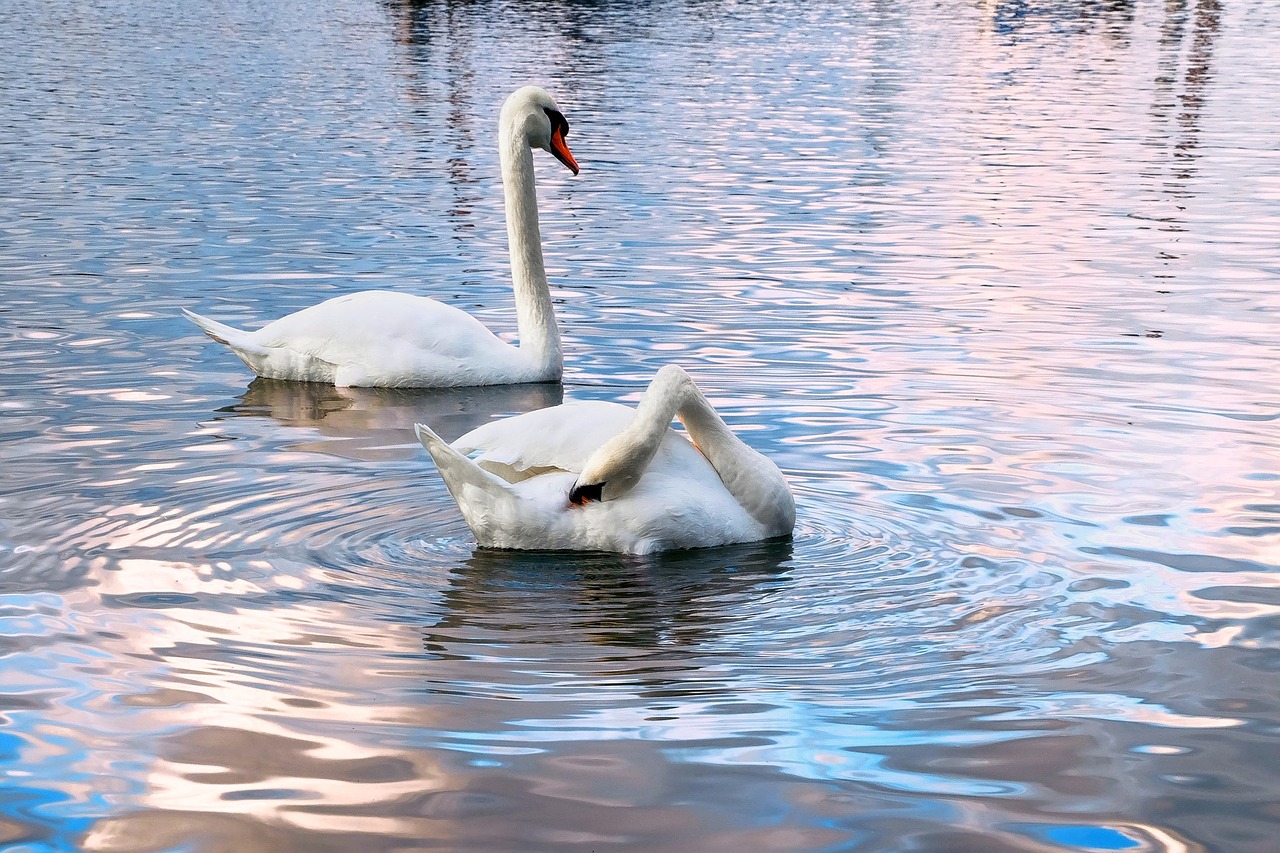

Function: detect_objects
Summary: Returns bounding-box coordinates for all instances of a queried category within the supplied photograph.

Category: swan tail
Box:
[415,423,520,538]
[182,308,273,356]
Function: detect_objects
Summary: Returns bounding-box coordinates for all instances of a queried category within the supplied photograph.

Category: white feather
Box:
[416,366,796,555]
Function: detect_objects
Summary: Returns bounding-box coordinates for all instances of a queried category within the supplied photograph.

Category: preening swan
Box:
[414,365,796,554]
[183,86,579,388]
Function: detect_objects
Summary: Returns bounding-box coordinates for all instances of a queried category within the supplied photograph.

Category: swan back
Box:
[454,401,634,479]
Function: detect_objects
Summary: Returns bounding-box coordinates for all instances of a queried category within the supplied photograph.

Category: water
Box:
[2,0,1278,850]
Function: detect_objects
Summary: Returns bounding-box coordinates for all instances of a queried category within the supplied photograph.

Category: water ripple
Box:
[2,0,1279,850]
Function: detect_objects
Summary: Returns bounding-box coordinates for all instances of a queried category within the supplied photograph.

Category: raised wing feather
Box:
[453,401,635,478]
[453,399,718,489]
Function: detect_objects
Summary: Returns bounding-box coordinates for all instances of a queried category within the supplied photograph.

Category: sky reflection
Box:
[1,0,1278,850]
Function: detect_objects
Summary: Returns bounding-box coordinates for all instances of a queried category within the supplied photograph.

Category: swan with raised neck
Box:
[182,85,579,388]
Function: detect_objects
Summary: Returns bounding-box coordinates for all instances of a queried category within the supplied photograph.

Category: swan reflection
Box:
[217,378,563,460]
[423,538,795,654]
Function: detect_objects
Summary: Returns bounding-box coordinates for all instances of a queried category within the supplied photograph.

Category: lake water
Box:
[2,0,1279,850]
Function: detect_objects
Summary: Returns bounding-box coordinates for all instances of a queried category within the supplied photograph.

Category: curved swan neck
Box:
[499,124,562,379]
[632,366,741,478]
[579,366,795,533]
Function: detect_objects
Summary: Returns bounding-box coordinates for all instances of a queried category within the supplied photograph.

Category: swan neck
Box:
[500,126,561,379]
[577,366,792,533]
[644,368,796,532]
[609,368,738,488]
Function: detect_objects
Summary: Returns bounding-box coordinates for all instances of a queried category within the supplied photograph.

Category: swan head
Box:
[567,435,648,507]
[501,85,579,175]
[568,470,641,507]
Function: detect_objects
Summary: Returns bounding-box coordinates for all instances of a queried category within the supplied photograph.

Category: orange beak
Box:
[550,126,579,175]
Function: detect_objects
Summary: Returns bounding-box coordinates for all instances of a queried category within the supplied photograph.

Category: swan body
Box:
[184,290,548,387]
[184,85,579,388]
[415,365,796,554]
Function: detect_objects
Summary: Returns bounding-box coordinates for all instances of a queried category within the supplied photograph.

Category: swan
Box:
[182,85,579,388]
[414,365,796,554]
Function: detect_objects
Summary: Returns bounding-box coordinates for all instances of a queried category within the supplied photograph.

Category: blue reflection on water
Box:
[1022,824,1144,850]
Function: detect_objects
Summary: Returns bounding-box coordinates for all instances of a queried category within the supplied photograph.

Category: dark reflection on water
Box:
[220,378,564,458]
[428,540,795,656]
[2,0,1279,850]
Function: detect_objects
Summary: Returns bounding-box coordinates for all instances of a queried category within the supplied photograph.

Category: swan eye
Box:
[568,481,604,506]
[543,107,569,138]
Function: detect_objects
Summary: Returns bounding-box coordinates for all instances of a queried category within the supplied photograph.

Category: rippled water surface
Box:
[3,0,1279,850]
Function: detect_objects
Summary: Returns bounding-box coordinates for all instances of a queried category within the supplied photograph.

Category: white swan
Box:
[183,86,579,388]
[414,365,796,554]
